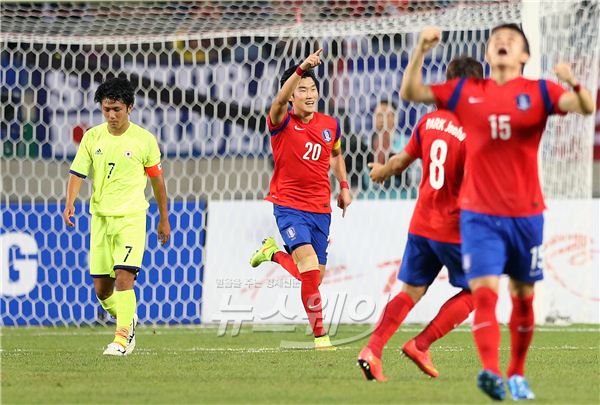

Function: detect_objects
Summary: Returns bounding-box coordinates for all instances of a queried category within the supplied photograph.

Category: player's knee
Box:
[508,278,535,297]
[95,286,113,301]
[297,255,319,273]
[93,277,114,300]
[468,275,500,293]
[401,283,427,303]
[114,268,137,290]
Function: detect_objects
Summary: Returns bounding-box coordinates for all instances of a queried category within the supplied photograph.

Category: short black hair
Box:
[490,23,530,55]
[279,65,320,91]
[94,77,135,107]
[446,56,484,80]
[375,98,398,111]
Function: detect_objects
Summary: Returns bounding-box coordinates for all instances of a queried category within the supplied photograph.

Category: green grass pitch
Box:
[1,324,598,404]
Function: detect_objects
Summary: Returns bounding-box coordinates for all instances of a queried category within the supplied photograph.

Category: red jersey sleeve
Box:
[540,80,568,116]
[267,111,291,135]
[404,123,423,159]
[430,78,462,109]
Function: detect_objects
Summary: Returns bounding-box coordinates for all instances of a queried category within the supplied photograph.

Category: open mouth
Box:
[498,47,508,56]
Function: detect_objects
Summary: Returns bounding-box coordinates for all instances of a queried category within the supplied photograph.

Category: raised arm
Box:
[63,174,84,227]
[400,27,441,104]
[554,63,595,115]
[149,173,171,245]
[368,151,416,184]
[269,49,323,126]
[330,145,352,217]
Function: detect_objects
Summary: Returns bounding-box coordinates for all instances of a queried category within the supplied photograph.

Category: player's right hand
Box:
[368,162,390,184]
[63,205,75,227]
[300,48,323,70]
[157,217,171,246]
[418,27,441,53]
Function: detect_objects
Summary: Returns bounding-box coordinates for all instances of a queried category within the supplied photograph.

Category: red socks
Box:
[472,289,535,376]
[367,292,415,359]
[414,289,474,351]
[507,294,535,377]
[272,251,301,280]
[300,270,325,337]
[472,287,501,375]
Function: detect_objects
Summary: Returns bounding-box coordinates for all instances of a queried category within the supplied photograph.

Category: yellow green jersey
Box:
[70,122,161,216]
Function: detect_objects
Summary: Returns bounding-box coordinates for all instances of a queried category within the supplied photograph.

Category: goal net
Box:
[1,1,598,326]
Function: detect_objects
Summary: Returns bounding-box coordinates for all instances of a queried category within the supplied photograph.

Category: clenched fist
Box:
[418,27,441,53]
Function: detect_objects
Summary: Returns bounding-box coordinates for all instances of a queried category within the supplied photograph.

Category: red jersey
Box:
[431,77,567,217]
[404,110,466,244]
[265,110,340,213]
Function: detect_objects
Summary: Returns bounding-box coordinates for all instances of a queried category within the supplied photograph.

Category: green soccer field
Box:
[1,324,599,404]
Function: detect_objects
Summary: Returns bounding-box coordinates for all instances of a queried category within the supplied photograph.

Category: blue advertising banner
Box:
[0,201,205,326]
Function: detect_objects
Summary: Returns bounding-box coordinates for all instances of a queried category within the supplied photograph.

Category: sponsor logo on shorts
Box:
[322,129,332,142]
[463,254,471,272]
[286,227,296,240]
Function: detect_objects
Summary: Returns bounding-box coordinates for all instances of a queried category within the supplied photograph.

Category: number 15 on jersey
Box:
[489,114,511,140]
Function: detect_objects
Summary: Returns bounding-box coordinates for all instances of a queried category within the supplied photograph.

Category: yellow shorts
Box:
[89,211,147,278]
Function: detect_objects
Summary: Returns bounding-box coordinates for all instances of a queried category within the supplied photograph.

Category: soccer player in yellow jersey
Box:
[62,77,170,356]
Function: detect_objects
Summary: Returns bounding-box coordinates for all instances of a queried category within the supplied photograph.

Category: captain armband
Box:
[145,162,163,177]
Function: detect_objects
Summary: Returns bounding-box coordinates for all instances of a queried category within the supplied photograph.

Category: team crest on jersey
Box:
[516,94,531,111]
[124,151,133,158]
[286,227,297,240]
[95,148,103,155]
[322,129,332,142]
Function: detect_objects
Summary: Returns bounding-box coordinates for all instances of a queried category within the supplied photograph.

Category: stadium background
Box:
[1,1,599,329]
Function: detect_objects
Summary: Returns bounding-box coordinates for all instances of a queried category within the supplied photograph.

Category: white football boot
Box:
[103,342,126,356]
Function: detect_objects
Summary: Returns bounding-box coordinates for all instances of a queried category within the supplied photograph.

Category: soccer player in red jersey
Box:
[401,24,594,400]
[250,49,352,349]
[357,56,483,382]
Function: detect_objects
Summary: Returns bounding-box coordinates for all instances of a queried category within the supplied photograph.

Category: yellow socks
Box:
[98,294,118,318]
[113,289,136,347]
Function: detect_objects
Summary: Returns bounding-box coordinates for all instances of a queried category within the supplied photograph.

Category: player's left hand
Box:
[337,188,352,218]
[300,48,323,71]
[158,218,171,245]
[368,162,389,184]
[554,63,576,86]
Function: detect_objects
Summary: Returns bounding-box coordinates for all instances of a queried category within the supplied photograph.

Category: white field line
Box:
[1,345,597,354]
[1,326,598,337]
